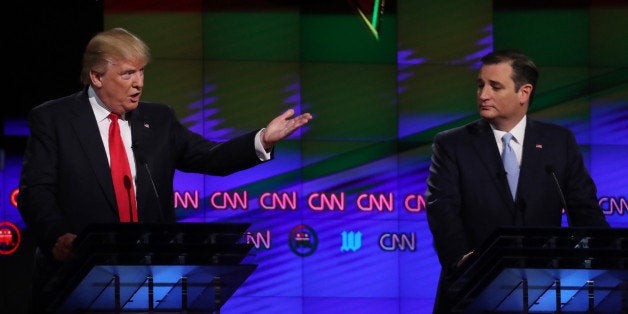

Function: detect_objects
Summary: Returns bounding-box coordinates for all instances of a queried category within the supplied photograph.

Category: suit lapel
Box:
[518,119,545,204]
[469,120,517,211]
[127,107,153,164]
[69,91,118,214]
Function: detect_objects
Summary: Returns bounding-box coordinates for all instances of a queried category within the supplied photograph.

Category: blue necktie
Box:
[501,133,519,200]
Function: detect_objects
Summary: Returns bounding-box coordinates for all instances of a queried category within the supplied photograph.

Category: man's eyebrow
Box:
[488,79,504,87]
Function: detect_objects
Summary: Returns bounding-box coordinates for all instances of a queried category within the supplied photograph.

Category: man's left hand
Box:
[261,108,313,150]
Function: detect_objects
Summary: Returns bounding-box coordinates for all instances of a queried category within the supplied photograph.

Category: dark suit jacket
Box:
[18,88,266,258]
[424,117,608,311]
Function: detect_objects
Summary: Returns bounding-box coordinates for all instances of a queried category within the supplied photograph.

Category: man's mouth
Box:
[130,93,141,102]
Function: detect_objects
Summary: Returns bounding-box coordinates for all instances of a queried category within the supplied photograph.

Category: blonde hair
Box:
[80,27,151,85]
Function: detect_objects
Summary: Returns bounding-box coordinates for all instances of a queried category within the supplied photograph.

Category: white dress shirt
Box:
[490,115,526,166]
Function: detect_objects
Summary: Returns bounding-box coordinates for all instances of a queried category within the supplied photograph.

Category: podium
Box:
[49,223,257,313]
[449,227,628,313]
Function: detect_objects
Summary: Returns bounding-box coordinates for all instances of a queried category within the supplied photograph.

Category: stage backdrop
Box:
[1,0,627,313]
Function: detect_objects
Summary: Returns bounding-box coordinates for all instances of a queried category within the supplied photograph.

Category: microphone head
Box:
[123,175,132,189]
[545,165,555,174]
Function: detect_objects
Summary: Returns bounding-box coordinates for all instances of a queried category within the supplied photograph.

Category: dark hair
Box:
[481,49,539,104]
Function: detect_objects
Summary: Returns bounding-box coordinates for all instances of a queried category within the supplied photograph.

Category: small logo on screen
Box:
[289,224,318,257]
[340,231,362,252]
[0,221,21,255]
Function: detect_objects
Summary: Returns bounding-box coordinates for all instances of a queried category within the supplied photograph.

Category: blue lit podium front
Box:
[49,223,257,313]
[448,227,628,313]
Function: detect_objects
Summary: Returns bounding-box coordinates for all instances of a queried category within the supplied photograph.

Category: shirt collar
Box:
[491,115,527,144]
[88,86,128,122]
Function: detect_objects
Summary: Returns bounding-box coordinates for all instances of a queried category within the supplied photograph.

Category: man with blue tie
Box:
[424,49,609,313]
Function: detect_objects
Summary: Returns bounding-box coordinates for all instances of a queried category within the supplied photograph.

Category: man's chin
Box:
[125,102,140,110]
[479,110,496,121]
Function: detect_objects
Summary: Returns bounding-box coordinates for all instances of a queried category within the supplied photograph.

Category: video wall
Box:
[1,0,626,313]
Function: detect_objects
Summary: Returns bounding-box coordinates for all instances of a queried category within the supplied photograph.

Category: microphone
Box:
[123,175,134,222]
[545,165,572,226]
[144,162,165,223]
[132,145,165,223]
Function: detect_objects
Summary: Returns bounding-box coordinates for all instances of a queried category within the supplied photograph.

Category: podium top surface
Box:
[75,222,251,241]
[70,222,255,266]
[477,226,628,253]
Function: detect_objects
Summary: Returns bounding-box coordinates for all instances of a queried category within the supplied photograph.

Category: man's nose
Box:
[133,74,143,89]
[478,86,490,100]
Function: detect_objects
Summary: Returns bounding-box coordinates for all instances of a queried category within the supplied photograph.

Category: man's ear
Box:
[518,83,533,104]
[90,70,102,88]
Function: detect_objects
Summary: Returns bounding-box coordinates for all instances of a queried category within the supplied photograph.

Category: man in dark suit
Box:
[17,27,312,313]
[424,50,608,313]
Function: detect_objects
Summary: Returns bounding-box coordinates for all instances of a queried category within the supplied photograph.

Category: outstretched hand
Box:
[261,108,312,150]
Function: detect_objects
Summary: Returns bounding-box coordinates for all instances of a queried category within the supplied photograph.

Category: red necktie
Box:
[108,113,138,222]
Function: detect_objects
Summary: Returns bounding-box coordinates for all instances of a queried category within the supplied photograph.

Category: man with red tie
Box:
[17,27,312,313]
